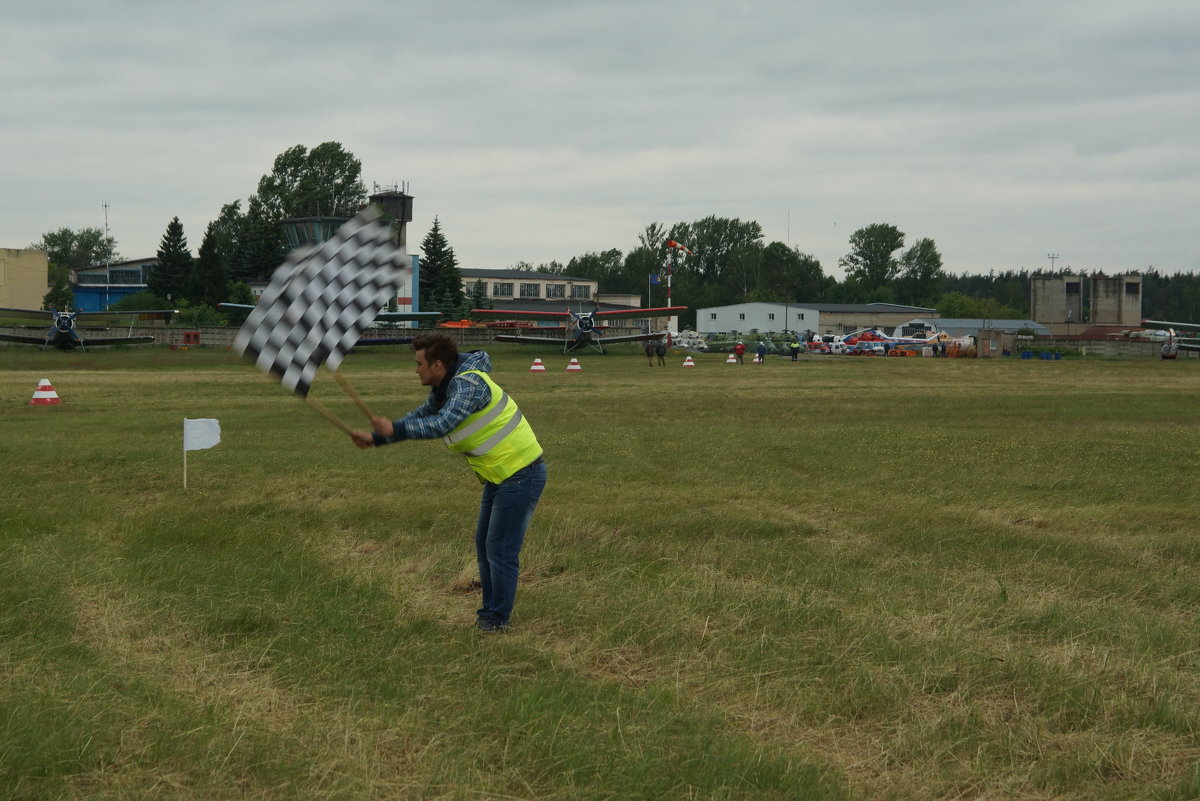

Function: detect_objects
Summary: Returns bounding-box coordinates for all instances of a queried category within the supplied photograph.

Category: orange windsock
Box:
[666,240,693,255]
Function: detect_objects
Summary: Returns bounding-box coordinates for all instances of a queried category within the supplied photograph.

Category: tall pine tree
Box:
[149,217,193,303]
[419,217,465,317]
[469,278,492,311]
[191,222,230,307]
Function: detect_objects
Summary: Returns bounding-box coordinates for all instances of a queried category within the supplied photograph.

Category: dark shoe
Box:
[477,619,511,633]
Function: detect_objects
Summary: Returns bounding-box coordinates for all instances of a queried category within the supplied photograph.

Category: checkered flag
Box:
[234,207,406,397]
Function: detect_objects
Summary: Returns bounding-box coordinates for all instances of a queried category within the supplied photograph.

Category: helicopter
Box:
[1141,319,1200,359]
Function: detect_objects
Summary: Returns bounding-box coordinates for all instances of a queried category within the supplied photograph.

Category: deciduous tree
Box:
[238,196,287,282]
[30,227,119,289]
[896,237,945,306]
[760,242,826,303]
[839,223,905,290]
[42,278,73,311]
[254,142,367,220]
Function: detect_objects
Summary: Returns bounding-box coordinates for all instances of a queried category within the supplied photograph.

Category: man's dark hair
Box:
[412,333,458,369]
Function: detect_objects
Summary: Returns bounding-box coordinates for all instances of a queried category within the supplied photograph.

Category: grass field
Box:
[1,344,1198,800]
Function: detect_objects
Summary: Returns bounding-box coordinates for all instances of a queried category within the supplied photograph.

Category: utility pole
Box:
[1047,252,1059,271]
[103,202,111,310]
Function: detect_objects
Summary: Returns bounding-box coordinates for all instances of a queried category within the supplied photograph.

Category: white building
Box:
[697,301,940,336]
[696,302,820,335]
[460,268,599,304]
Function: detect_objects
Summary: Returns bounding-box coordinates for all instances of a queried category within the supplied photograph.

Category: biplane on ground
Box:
[469,302,687,354]
[0,307,176,350]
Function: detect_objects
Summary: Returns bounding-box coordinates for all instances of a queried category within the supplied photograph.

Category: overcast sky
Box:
[5,1,1198,281]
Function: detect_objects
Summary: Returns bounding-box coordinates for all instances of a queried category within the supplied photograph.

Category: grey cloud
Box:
[2,0,1198,276]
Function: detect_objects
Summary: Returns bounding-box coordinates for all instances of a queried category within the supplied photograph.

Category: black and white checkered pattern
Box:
[234,208,407,396]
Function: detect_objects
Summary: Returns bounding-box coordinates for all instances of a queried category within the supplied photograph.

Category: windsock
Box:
[666,240,693,256]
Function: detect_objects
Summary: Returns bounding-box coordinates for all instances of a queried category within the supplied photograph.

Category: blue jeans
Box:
[475,459,547,626]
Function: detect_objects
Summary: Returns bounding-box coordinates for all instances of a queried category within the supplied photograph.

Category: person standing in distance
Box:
[350,333,547,633]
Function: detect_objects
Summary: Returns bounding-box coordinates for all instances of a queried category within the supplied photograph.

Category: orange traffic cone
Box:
[529,358,546,372]
[29,378,62,406]
[565,358,583,372]
[683,356,696,368]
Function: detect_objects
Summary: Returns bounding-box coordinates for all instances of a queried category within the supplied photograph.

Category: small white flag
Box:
[183,418,221,451]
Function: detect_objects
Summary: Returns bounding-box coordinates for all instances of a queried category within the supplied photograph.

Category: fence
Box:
[0,325,647,350]
[6,325,1180,358]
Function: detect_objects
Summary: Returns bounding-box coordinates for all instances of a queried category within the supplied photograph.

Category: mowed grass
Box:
[1,344,1198,800]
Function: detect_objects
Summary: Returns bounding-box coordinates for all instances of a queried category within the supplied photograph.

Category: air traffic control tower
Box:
[365,186,414,248]
[279,185,414,250]
[278,184,420,317]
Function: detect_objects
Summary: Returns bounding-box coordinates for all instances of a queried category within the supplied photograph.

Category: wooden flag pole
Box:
[333,370,374,421]
[305,396,354,435]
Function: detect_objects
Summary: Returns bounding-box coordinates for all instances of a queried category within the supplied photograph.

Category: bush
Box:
[109,291,171,312]
[177,305,227,327]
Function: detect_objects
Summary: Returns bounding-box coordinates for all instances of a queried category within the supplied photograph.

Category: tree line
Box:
[506,220,1198,329]
[29,141,1200,328]
[33,142,370,325]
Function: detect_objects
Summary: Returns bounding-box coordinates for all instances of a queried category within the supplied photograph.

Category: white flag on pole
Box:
[183,418,221,451]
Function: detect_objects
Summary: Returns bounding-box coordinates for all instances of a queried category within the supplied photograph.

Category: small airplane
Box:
[217,303,442,346]
[469,302,688,354]
[0,306,177,350]
[1141,319,1200,359]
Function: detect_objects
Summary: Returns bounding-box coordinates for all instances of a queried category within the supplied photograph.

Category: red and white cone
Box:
[29,378,62,406]
[528,358,546,372]
[726,353,737,364]
[565,358,583,372]
[752,355,762,364]
[683,356,696,368]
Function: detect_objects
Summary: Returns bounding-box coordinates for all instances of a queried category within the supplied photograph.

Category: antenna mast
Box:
[104,201,111,270]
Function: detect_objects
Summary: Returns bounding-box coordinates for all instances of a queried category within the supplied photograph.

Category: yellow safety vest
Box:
[441,370,542,483]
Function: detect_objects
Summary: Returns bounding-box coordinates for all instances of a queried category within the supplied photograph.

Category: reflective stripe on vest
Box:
[442,370,542,483]
[442,388,512,451]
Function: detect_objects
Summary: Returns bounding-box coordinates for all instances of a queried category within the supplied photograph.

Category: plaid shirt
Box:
[395,371,491,440]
